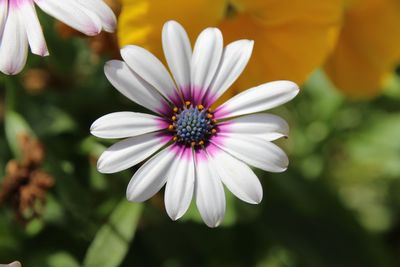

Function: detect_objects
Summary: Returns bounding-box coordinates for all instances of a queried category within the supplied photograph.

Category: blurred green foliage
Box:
[1,16,400,267]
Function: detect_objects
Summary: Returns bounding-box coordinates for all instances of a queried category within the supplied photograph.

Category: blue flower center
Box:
[170,104,216,147]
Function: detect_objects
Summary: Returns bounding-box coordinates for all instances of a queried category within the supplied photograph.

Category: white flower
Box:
[91,20,299,228]
[0,0,116,75]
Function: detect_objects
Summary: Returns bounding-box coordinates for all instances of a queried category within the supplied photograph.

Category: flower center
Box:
[169,103,217,147]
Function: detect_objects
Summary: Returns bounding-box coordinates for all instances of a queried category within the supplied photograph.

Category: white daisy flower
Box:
[0,0,117,75]
[91,20,299,228]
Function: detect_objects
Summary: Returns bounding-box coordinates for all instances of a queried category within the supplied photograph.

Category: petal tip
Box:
[167,212,180,221]
[104,26,116,33]
[89,122,97,135]
[287,80,300,93]
[246,192,263,204]
[126,186,137,202]
[105,15,117,32]
[81,24,102,36]
[126,193,135,202]
[245,39,255,46]
[207,220,222,228]
[280,165,289,173]
[104,59,122,74]
[96,156,109,174]
[126,194,141,203]
[0,65,23,75]
[253,193,263,204]
[166,203,188,221]
[248,40,255,49]
[8,261,22,267]
[31,44,49,57]
[33,49,49,57]
[163,20,180,28]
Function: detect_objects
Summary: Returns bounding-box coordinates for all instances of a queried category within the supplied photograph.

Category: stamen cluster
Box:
[168,102,217,147]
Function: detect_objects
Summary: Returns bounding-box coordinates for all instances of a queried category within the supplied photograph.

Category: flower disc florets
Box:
[169,103,217,147]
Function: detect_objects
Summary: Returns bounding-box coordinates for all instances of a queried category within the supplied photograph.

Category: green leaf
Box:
[332,113,400,232]
[32,105,77,137]
[47,252,80,267]
[4,111,34,159]
[83,200,143,267]
[80,137,107,158]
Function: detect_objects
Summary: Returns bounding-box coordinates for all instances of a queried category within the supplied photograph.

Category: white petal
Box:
[0,7,28,75]
[215,81,299,119]
[191,28,223,103]
[205,40,253,106]
[162,20,192,99]
[207,144,262,204]
[20,0,48,56]
[212,134,289,173]
[104,60,170,116]
[121,45,180,104]
[91,112,166,139]
[34,0,102,36]
[0,0,8,34]
[77,0,116,32]
[97,132,169,174]
[126,146,176,202]
[218,113,289,141]
[164,147,194,220]
[195,149,225,228]
[4,262,21,267]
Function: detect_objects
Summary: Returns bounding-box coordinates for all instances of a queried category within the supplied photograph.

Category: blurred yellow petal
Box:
[118,0,343,103]
[325,0,400,98]
[118,0,226,58]
[218,0,343,100]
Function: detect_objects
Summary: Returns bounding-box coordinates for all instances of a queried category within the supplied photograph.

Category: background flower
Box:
[324,0,400,98]
[0,0,117,75]
[118,0,342,100]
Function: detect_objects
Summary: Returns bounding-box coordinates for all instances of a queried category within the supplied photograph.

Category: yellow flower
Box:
[218,0,342,98]
[324,0,400,98]
[118,0,226,56]
[118,0,343,100]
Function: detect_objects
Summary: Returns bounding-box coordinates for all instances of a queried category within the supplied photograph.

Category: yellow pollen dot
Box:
[172,116,177,121]
[208,108,213,112]
[211,129,217,134]
[185,101,191,106]
[168,125,174,131]
[173,136,178,142]
[191,141,196,147]
[197,104,204,110]
[212,119,217,124]
[207,113,213,119]
[199,140,204,146]
[173,107,178,113]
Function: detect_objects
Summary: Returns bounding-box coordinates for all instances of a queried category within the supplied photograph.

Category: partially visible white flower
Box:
[91,20,299,227]
[0,0,117,75]
[0,261,21,267]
